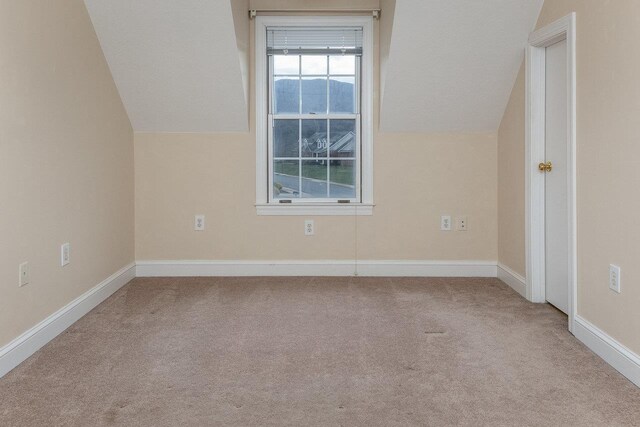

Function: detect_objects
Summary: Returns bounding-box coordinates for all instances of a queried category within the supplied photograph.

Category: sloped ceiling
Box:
[84,0,542,134]
[84,0,249,132]
[380,0,543,133]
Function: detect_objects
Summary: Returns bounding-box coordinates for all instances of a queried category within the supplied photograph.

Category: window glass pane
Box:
[301,120,327,158]
[273,160,300,198]
[329,120,356,158]
[301,77,327,114]
[301,55,327,75]
[301,160,328,198]
[274,55,299,75]
[268,38,361,203]
[329,77,355,114]
[274,77,300,114]
[329,55,355,75]
[329,160,356,199]
[273,120,299,157]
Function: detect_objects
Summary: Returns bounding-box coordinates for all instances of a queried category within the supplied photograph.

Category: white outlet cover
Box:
[61,243,70,267]
[609,264,621,293]
[441,215,452,231]
[304,219,314,236]
[194,215,205,231]
[456,216,468,231]
[19,262,30,287]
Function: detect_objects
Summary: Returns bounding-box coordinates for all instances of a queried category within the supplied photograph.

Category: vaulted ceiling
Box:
[84,0,543,133]
[84,0,249,132]
[381,0,543,132]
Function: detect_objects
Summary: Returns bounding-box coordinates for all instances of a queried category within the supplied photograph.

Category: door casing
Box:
[525,13,577,332]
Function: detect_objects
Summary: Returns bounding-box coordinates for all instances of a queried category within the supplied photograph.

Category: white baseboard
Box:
[573,315,640,388]
[5,259,638,391]
[0,263,136,379]
[497,263,527,298]
[135,260,498,278]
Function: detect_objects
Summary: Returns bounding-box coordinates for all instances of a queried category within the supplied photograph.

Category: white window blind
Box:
[266,27,363,55]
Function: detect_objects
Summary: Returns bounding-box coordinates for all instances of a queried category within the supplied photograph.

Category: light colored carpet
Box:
[1,277,639,426]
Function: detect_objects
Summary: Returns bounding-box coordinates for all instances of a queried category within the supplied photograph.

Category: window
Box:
[255,17,373,215]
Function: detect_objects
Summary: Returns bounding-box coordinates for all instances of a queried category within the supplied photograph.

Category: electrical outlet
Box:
[61,243,70,266]
[19,262,30,287]
[609,264,621,293]
[194,215,205,231]
[456,216,468,231]
[304,219,314,236]
[441,215,452,231]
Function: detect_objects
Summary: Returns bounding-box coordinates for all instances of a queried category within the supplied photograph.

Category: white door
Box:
[544,39,569,314]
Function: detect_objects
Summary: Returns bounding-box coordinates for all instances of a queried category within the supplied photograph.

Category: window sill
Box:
[256,203,374,216]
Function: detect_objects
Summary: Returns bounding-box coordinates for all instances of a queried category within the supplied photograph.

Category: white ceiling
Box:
[380,0,543,133]
[84,0,543,134]
[84,0,248,132]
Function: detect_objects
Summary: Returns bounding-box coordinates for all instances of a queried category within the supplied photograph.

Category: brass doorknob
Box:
[538,161,552,172]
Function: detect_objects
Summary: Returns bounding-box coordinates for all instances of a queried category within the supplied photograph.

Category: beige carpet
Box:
[1,277,639,426]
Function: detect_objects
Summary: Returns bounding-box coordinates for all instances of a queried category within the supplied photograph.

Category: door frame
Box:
[525,13,577,332]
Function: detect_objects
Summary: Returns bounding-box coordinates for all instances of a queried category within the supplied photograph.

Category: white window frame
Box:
[255,15,374,216]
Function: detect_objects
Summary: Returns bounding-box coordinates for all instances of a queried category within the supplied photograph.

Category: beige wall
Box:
[497,0,640,353]
[497,64,526,276]
[0,1,134,347]
[135,132,497,261]
[135,1,497,262]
